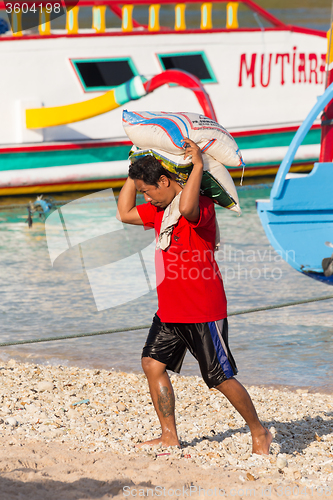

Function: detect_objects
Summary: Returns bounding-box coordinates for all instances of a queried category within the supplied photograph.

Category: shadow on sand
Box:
[182,412,333,455]
[0,476,156,500]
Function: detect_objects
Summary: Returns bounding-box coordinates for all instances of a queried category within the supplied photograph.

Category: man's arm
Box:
[179,138,204,222]
[116,177,143,225]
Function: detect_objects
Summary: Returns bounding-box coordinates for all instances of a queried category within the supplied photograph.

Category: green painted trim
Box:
[71,58,139,93]
[0,145,131,172]
[235,128,321,150]
[157,51,217,84]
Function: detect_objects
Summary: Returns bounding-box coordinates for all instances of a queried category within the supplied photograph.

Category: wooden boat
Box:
[256,36,333,285]
[0,0,327,195]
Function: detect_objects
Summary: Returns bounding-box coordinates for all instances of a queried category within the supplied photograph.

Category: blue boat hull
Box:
[257,163,333,285]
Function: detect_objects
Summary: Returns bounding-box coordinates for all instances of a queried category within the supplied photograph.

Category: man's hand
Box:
[182,138,203,168]
[116,177,143,225]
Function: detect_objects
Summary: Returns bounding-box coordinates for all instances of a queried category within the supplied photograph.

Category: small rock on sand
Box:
[37,381,53,392]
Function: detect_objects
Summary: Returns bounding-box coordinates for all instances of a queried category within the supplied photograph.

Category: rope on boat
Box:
[1,293,333,348]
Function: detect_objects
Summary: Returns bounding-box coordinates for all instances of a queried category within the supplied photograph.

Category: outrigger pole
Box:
[25,69,217,129]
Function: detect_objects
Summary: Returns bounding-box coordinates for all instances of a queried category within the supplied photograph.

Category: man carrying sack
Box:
[117,138,272,455]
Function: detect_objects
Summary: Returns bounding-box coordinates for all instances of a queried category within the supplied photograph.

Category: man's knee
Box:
[141,356,166,377]
[215,376,236,393]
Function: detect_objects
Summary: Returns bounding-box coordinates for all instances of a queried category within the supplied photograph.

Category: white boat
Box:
[0,0,327,195]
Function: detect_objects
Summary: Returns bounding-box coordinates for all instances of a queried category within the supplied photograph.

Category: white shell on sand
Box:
[276,455,288,468]
[6,417,18,427]
[37,381,54,392]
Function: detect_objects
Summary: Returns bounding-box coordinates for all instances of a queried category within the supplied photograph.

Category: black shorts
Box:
[142,315,238,388]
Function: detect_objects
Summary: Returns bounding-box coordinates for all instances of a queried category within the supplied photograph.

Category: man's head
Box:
[129,155,181,208]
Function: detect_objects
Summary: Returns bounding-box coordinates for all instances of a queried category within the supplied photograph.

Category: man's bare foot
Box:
[252,427,272,455]
[135,435,180,448]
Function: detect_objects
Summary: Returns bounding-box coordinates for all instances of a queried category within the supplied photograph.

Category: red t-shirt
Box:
[137,196,227,323]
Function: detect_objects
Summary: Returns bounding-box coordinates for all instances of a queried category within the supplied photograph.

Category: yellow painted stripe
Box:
[201,3,212,30]
[26,89,120,129]
[0,180,126,196]
[226,2,239,29]
[225,201,236,208]
[39,8,51,35]
[92,6,106,33]
[122,5,133,32]
[66,6,79,34]
[229,163,313,179]
[148,4,160,31]
[175,4,186,31]
[327,25,333,66]
[12,11,22,37]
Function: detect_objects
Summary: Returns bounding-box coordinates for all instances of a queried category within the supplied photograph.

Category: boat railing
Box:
[0,0,287,38]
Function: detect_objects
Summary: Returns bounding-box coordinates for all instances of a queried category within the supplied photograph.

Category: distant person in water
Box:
[117,138,272,454]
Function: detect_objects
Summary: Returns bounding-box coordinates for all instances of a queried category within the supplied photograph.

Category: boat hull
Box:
[257,163,333,285]
[0,125,321,195]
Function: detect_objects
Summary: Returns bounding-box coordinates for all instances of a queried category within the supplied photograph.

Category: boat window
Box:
[157,52,217,84]
[71,58,138,92]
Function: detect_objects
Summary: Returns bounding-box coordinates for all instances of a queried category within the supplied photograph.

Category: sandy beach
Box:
[0,359,333,499]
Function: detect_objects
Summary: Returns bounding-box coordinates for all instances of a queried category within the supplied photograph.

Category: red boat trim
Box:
[286,26,327,38]
[231,124,321,138]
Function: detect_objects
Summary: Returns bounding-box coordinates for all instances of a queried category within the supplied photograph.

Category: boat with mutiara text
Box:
[0,0,328,195]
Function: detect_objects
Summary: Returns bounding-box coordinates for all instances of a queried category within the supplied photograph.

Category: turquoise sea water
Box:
[0,185,332,391]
